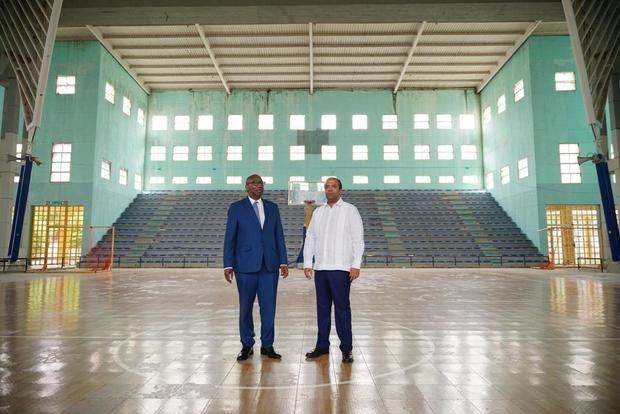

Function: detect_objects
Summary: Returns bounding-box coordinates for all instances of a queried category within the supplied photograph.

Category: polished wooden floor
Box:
[0,267,619,413]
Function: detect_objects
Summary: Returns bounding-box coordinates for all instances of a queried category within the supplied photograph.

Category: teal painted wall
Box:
[145,89,482,190]
[28,41,147,246]
[482,36,601,253]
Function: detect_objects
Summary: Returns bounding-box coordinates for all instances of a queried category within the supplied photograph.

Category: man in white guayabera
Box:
[303,177,365,363]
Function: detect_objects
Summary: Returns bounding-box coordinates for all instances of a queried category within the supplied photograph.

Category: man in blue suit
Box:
[224,174,289,361]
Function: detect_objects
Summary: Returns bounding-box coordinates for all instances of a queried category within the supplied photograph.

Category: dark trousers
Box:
[235,264,279,348]
[314,270,352,352]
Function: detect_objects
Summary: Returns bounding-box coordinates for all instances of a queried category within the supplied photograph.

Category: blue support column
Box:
[595,160,620,261]
[8,158,33,262]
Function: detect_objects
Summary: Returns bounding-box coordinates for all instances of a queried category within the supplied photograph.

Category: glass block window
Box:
[228,114,243,130]
[172,176,188,184]
[104,82,115,103]
[196,176,212,184]
[353,176,368,184]
[258,114,274,130]
[352,145,368,160]
[227,146,243,161]
[173,146,189,161]
[352,114,367,130]
[258,145,273,161]
[436,114,452,129]
[174,115,190,131]
[414,145,430,160]
[414,113,430,129]
[151,115,167,131]
[122,96,131,116]
[56,76,75,95]
[149,176,165,185]
[555,72,576,91]
[137,108,145,125]
[514,79,525,102]
[198,115,213,130]
[382,114,398,130]
[383,145,399,160]
[560,143,581,183]
[486,172,494,190]
[459,114,475,129]
[416,176,431,184]
[438,176,455,184]
[437,144,454,160]
[150,146,166,161]
[497,94,506,114]
[321,114,337,130]
[321,145,337,160]
[197,146,212,161]
[460,145,477,160]
[500,166,510,185]
[518,157,529,178]
[290,115,305,130]
[483,106,491,124]
[100,160,111,180]
[384,175,400,184]
[462,175,478,184]
[119,168,128,186]
[134,174,142,191]
[226,176,242,185]
[50,143,71,182]
[290,145,305,160]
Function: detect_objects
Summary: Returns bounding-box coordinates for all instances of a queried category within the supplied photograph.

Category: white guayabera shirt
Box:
[303,198,365,272]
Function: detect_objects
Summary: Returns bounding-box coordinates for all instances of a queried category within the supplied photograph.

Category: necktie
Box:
[253,201,260,224]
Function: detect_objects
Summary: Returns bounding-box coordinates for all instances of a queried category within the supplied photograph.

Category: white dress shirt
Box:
[249,197,265,228]
[303,198,365,271]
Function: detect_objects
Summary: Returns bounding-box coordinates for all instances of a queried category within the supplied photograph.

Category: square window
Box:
[196,176,212,184]
[416,176,431,184]
[15,143,22,160]
[101,160,111,180]
[262,176,274,185]
[119,168,128,186]
[150,146,166,161]
[227,146,242,161]
[352,145,368,161]
[198,115,213,130]
[290,145,305,160]
[227,176,242,185]
[384,175,400,184]
[13,175,19,183]
[258,145,274,161]
[461,145,477,160]
[437,144,454,160]
[439,176,455,184]
[514,79,525,102]
[290,115,305,130]
[436,114,452,129]
[137,108,145,126]
[228,114,243,130]
[258,114,274,130]
[197,146,213,161]
[353,176,368,184]
[414,113,430,129]
[459,114,475,129]
[104,82,115,104]
[383,145,399,161]
[173,146,189,161]
[497,94,506,114]
[414,145,430,160]
[321,114,337,130]
[172,176,188,184]
[122,96,131,116]
[56,75,75,95]
[352,114,367,130]
[555,72,576,91]
[560,143,581,183]
[462,175,478,184]
[149,176,164,185]
[289,176,305,182]
[151,115,167,131]
[174,115,190,131]
[321,145,337,160]
[382,114,398,130]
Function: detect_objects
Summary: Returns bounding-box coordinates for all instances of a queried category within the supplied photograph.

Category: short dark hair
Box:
[245,174,262,185]
[326,176,342,189]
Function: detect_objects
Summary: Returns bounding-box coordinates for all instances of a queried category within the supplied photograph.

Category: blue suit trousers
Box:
[235,263,279,348]
[314,270,352,352]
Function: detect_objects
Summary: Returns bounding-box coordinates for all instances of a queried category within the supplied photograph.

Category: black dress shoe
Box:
[305,348,330,359]
[237,346,253,361]
[342,352,354,363]
[260,346,282,359]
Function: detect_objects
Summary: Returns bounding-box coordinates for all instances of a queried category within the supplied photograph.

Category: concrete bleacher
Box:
[86,190,546,268]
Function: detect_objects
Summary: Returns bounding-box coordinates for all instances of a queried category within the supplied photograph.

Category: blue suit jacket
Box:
[223,197,288,273]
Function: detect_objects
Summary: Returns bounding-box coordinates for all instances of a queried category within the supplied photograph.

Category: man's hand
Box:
[304,268,313,279]
[224,268,234,283]
[349,268,360,282]
[280,265,289,278]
